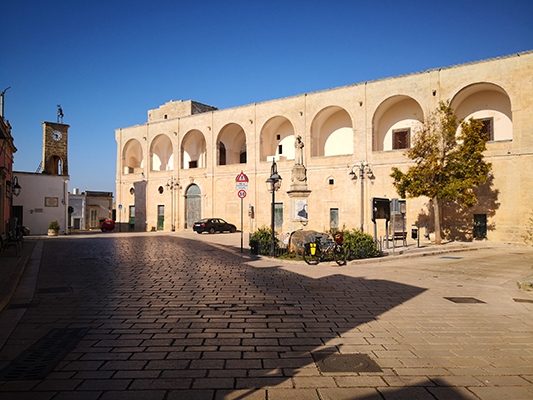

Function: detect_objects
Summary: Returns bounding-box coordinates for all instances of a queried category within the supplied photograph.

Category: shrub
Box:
[340,229,380,260]
[48,220,60,231]
[250,226,279,256]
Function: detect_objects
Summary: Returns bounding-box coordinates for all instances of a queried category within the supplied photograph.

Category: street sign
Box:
[236,171,248,183]
[238,190,247,199]
[236,171,249,191]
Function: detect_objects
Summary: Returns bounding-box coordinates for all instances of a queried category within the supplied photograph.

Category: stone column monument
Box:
[287,136,311,231]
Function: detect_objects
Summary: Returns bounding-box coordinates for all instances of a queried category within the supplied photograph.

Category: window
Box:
[276,134,281,140]
[329,178,335,186]
[158,186,164,194]
[393,129,410,150]
[477,117,494,141]
[189,160,198,168]
[278,145,283,154]
[330,208,339,231]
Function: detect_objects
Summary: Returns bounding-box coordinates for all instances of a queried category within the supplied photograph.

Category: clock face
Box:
[51,130,63,141]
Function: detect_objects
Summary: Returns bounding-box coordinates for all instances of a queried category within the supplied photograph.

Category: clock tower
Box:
[42,121,69,176]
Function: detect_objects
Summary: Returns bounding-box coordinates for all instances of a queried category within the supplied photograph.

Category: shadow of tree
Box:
[414,174,500,241]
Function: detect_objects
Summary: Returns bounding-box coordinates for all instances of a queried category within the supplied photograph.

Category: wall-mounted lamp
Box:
[12,176,21,196]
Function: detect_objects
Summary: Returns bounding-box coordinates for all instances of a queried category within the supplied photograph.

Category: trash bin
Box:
[411,228,418,239]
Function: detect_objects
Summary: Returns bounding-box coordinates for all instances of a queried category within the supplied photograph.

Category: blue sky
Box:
[2,0,532,195]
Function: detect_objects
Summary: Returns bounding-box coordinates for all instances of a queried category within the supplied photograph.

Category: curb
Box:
[0,241,36,313]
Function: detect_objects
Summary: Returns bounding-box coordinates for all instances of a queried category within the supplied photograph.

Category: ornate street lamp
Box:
[349,162,374,232]
[266,159,282,256]
[166,177,179,231]
[12,175,21,197]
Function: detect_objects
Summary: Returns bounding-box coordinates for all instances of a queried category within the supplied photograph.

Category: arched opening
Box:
[182,130,206,169]
[48,155,62,175]
[260,116,296,162]
[310,107,353,157]
[451,83,512,142]
[219,142,226,166]
[372,96,424,152]
[150,134,173,171]
[185,184,201,229]
[123,139,144,174]
[217,123,246,165]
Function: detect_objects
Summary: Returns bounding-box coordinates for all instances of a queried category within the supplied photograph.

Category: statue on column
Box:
[295,135,304,166]
[291,135,308,190]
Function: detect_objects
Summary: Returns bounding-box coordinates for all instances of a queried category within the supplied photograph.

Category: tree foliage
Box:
[390,101,491,244]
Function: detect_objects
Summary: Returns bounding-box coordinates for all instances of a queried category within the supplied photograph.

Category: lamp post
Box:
[166,177,178,231]
[266,159,282,257]
[349,162,374,232]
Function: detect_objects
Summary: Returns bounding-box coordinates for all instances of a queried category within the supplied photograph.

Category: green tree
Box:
[390,101,491,245]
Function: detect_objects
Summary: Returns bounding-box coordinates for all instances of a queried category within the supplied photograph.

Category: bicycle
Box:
[303,233,346,266]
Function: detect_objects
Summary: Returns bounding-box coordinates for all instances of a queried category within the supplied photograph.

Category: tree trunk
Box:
[433,196,442,245]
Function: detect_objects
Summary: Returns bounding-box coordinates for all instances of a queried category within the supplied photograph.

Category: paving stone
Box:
[99,390,166,400]
[2,236,533,398]
[318,387,382,400]
[267,388,320,400]
[214,389,266,400]
[468,386,533,400]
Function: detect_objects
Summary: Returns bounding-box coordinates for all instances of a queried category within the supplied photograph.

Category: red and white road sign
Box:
[236,171,248,183]
[237,190,247,199]
[236,171,249,191]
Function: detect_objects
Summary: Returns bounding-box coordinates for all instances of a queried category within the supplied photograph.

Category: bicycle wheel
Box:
[334,244,346,266]
[303,243,321,265]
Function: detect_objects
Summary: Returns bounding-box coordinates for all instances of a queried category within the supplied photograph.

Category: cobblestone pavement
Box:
[0,233,532,399]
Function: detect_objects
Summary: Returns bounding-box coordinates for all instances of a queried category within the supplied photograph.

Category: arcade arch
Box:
[373,96,424,152]
[150,134,173,171]
[181,129,206,169]
[217,123,247,165]
[451,83,512,142]
[310,107,353,157]
[260,116,295,162]
[123,139,144,174]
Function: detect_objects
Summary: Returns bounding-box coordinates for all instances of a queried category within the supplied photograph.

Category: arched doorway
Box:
[185,184,201,229]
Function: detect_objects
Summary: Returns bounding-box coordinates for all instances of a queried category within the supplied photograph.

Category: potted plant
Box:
[48,220,60,236]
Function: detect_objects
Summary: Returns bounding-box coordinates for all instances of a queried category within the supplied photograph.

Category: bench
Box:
[1,230,22,254]
[391,231,407,247]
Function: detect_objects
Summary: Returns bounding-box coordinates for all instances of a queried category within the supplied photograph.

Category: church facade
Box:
[115,50,533,243]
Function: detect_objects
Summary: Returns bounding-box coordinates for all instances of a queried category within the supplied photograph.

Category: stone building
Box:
[13,122,70,235]
[115,50,533,243]
[0,115,17,235]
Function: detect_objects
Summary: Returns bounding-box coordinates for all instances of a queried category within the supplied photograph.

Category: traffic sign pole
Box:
[235,172,249,253]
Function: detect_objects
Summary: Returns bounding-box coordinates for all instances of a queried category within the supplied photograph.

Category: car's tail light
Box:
[201,223,206,227]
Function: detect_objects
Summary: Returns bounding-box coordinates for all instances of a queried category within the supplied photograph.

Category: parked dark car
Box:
[193,218,236,234]
[101,220,115,232]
